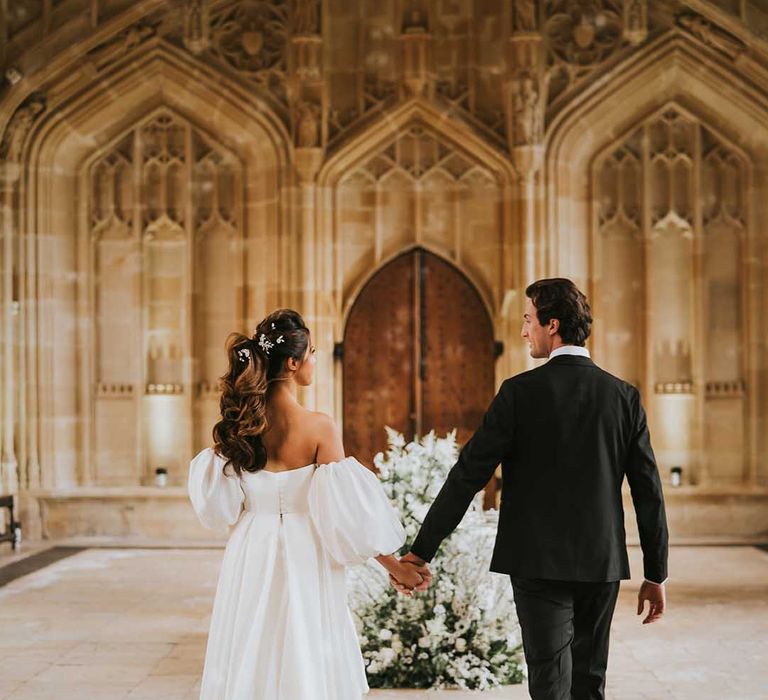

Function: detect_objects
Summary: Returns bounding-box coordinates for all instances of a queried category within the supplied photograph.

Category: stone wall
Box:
[1,0,767,540]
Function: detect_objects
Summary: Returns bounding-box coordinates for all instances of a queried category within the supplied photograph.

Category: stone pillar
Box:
[288,1,332,413]
[294,149,325,413]
[0,162,19,496]
[504,17,546,370]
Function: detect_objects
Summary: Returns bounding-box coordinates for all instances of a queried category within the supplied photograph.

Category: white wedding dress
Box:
[188,447,406,700]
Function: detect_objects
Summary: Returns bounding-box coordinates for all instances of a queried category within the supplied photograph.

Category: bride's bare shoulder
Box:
[307,410,338,435]
[308,411,345,462]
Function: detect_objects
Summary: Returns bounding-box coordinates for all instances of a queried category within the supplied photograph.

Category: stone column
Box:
[504,15,546,371]
[288,1,332,413]
[0,162,19,496]
[294,149,326,413]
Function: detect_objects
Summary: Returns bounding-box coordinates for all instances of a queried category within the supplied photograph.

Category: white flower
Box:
[379,647,396,666]
[348,429,522,691]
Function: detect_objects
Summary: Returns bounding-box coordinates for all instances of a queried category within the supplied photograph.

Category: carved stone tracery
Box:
[677,12,746,61]
[594,106,751,484]
[86,22,156,72]
[544,0,625,105]
[207,0,289,97]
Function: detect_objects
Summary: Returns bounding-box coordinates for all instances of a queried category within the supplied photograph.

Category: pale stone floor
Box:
[0,542,766,700]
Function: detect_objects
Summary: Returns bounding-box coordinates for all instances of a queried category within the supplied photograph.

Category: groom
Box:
[395,278,669,700]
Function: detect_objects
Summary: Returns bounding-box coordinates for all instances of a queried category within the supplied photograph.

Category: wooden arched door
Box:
[342,249,497,491]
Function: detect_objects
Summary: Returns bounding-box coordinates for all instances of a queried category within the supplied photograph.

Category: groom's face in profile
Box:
[522,297,556,359]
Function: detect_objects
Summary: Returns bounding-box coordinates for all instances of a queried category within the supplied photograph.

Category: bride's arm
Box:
[314,414,422,588]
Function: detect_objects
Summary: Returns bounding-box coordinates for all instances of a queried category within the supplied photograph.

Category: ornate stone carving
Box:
[513,0,538,32]
[363,74,397,111]
[208,0,289,93]
[184,0,210,54]
[351,124,480,183]
[0,92,46,162]
[293,100,320,147]
[292,0,320,35]
[510,71,544,146]
[623,0,647,45]
[544,0,624,104]
[677,13,746,61]
[400,20,430,97]
[594,107,748,417]
[545,0,623,67]
[86,22,156,71]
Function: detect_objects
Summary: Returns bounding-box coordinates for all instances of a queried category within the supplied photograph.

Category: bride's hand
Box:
[392,562,425,591]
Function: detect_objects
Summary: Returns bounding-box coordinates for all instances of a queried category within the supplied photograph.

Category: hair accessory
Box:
[271,322,276,329]
[236,347,250,363]
[276,335,284,344]
[258,333,275,355]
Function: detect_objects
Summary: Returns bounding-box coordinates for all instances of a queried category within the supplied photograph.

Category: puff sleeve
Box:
[308,456,406,566]
[188,447,245,532]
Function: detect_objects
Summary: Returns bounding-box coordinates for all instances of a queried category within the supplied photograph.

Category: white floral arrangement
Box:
[347,428,525,690]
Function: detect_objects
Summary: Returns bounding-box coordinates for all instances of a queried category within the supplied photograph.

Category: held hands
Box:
[637,580,666,624]
[388,552,433,597]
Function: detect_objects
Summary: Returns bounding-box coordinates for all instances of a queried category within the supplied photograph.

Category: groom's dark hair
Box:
[525,278,593,346]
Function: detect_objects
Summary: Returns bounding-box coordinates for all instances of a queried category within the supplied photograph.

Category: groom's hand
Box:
[400,552,432,592]
[637,580,666,624]
[388,553,432,596]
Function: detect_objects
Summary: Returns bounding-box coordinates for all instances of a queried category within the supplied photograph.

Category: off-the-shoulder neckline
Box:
[260,463,316,475]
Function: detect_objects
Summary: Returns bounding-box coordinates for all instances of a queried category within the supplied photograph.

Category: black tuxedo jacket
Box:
[410,354,669,583]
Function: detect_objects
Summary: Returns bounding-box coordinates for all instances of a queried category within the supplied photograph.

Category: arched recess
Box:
[85,106,246,487]
[22,43,290,490]
[316,98,519,431]
[545,34,767,488]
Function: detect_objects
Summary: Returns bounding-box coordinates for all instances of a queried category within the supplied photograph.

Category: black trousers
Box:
[510,577,621,700]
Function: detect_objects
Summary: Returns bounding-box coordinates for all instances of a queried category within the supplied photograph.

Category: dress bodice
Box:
[240,464,315,516]
[188,447,405,567]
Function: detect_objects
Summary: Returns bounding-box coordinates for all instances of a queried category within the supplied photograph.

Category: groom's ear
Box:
[548,318,560,336]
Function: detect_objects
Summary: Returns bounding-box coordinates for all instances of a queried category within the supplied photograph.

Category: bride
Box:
[188,309,427,700]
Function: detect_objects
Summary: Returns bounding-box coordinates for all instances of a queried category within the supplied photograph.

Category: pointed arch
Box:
[319,99,516,347]
[543,31,767,488]
[20,42,292,490]
[319,97,516,188]
[341,242,494,328]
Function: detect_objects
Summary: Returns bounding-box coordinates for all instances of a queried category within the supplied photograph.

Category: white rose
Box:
[379,628,392,641]
[455,637,467,652]
[418,636,431,648]
[379,647,396,666]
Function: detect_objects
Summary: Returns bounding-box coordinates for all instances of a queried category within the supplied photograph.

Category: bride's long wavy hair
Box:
[212,309,311,477]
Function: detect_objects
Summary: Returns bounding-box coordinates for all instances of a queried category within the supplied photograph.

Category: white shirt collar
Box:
[549,345,591,360]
